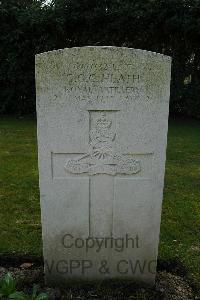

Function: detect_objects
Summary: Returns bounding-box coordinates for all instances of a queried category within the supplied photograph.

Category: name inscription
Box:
[66,73,140,84]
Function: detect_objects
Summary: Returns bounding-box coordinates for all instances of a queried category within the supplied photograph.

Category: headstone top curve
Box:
[35,46,171,62]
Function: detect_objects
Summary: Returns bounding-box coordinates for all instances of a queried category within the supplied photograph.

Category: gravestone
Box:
[35,46,171,285]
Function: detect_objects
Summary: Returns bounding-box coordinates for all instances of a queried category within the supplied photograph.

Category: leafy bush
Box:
[0,0,200,118]
[0,273,48,300]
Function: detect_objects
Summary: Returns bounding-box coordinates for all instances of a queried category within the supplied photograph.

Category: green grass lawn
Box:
[0,117,200,288]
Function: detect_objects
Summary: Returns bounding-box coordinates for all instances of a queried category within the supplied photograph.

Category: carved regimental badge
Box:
[65,112,141,175]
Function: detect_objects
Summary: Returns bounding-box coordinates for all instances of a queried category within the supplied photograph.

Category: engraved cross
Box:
[52,110,152,237]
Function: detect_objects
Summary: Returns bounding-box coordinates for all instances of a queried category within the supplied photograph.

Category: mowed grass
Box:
[0,117,199,287]
[0,117,41,255]
[159,119,200,287]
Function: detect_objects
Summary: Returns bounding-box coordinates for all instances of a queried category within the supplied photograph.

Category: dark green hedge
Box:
[0,0,200,118]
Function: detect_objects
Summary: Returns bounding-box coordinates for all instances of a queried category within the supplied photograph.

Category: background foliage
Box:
[0,0,200,118]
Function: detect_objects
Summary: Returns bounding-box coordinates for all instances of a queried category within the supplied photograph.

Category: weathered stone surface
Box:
[35,46,171,285]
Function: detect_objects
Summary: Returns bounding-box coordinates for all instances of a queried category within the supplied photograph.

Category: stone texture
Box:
[35,46,171,285]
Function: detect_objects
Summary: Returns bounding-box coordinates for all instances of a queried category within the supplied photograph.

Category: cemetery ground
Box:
[0,116,199,299]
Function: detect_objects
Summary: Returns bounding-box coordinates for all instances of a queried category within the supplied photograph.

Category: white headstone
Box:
[36,46,171,285]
